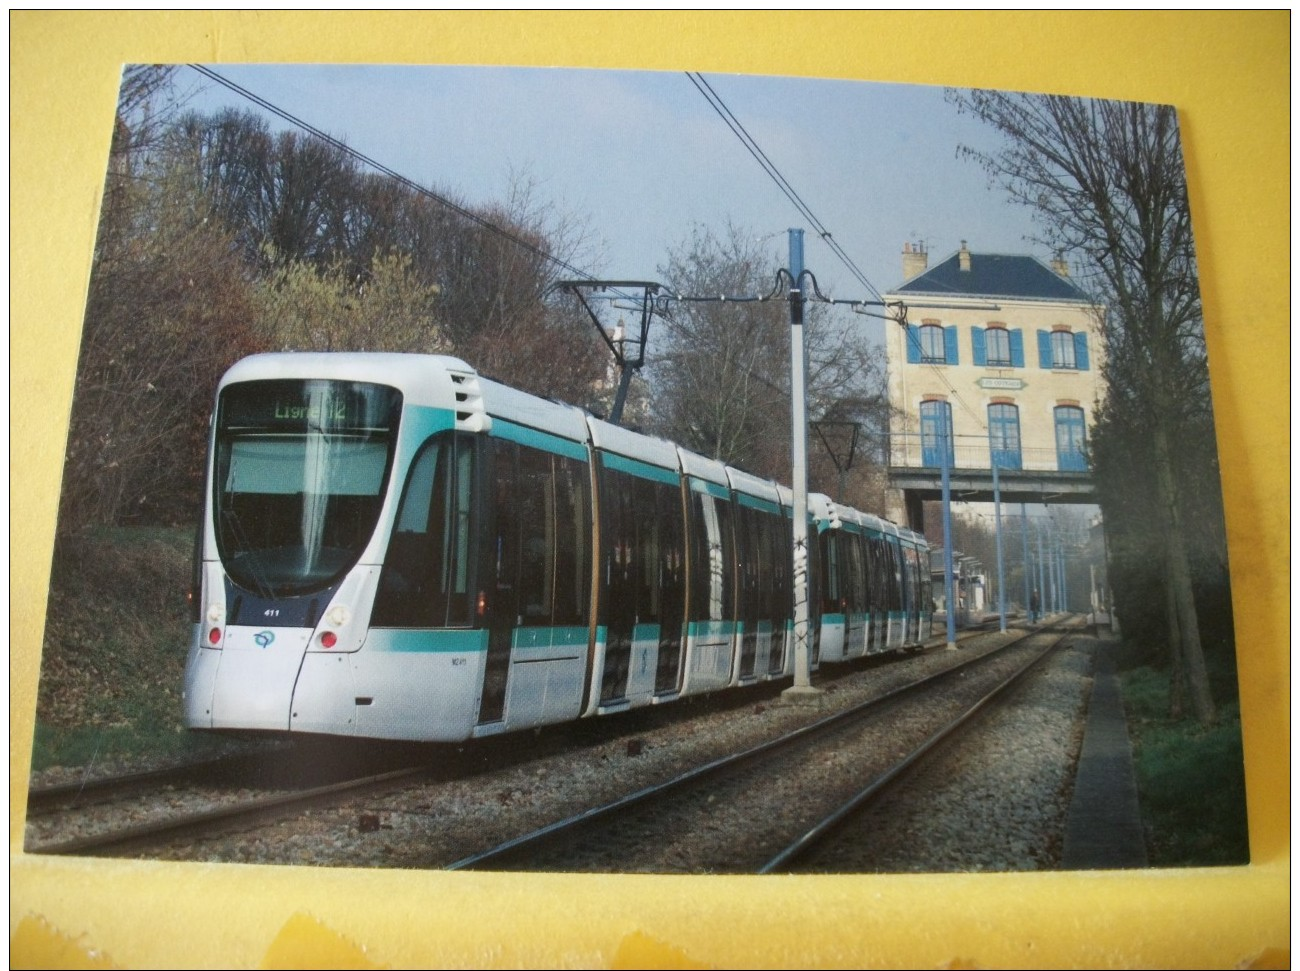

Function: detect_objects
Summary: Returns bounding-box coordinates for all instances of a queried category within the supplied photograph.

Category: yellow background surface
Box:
[11,11,1289,969]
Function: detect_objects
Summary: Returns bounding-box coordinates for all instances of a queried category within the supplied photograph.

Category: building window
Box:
[920,399,954,468]
[920,324,946,363]
[1055,406,1087,471]
[986,328,1012,366]
[972,326,1024,367]
[1051,331,1076,368]
[907,324,958,365]
[1037,329,1091,370]
[988,403,1022,470]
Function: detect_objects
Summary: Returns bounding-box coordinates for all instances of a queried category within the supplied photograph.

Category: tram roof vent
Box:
[448,370,492,433]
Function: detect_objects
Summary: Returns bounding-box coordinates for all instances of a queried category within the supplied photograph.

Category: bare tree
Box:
[253,249,444,353]
[651,223,888,488]
[61,123,263,539]
[948,90,1222,723]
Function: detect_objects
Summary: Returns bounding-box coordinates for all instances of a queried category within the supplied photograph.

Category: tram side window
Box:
[636,476,664,623]
[886,542,903,611]
[600,466,684,627]
[771,512,792,625]
[553,455,590,626]
[820,531,841,613]
[373,433,476,628]
[903,546,917,611]
[864,535,881,613]
[845,533,867,614]
[769,517,790,623]
[735,505,759,625]
[504,442,592,629]
[689,489,735,622]
[516,445,553,624]
[657,480,687,629]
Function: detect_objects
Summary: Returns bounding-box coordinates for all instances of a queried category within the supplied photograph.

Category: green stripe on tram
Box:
[689,478,730,500]
[688,619,737,639]
[602,451,680,485]
[735,492,783,515]
[492,418,588,461]
[368,629,488,653]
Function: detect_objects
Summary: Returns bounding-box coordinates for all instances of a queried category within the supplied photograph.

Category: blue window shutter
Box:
[971,327,987,366]
[1010,329,1025,368]
[1037,330,1053,369]
[1074,331,1090,370]
[944,326,959,365]
[906,324,921,364]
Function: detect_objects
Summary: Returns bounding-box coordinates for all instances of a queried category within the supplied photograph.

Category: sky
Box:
[177,63,1049,335]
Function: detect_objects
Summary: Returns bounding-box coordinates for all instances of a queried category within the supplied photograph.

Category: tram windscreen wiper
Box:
[220,507,277,600]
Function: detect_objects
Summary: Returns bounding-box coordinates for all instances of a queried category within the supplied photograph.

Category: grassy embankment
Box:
[1118,644,1250,867]
[28,526,229,773]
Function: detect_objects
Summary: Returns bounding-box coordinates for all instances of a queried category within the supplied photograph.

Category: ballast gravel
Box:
[30,625,1102,874]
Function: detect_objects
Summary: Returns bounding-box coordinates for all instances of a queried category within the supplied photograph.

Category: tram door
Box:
[478,440,519,724]
[736,505,761,680]
[600,465,638,702]
[654,485,687,695]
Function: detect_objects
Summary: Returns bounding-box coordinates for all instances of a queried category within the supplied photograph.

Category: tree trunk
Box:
[1152,418,1216,724]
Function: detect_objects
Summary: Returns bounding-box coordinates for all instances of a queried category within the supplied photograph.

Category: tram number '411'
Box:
[264,609,280,617]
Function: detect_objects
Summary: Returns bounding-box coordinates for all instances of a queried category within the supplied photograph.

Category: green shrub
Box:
[1120,664,1249,866]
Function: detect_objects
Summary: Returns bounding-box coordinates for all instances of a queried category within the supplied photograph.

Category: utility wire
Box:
[187,64,598,283]
[685,72,886,307]
[685,72,984,426]
[189,65,981,427]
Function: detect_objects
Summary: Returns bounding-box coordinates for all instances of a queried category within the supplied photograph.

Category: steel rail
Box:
[447,625,1051,871]
[758,628,1069,873]
[32,766,428,857]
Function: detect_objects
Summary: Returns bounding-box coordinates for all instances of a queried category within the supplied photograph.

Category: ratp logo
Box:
[254,631,275,649]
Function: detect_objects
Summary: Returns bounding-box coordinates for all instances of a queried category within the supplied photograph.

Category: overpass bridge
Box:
[886,437,1096,532]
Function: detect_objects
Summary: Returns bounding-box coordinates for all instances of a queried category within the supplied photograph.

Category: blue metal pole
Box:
[941,405,956,649]
[1021,502,1031,623]
[1051,534,1059,613]
[1036,517,1046,620]
[1058,536,1067,613]
[993,459,1006,633]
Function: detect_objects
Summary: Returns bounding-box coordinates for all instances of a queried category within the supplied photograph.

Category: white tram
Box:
[183,353,931,742]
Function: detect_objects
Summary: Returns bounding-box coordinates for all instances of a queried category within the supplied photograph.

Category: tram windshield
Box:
[214,379,402,597]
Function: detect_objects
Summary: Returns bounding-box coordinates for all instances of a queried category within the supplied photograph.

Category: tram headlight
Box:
[207,604,224,624]
[327,604,350,627]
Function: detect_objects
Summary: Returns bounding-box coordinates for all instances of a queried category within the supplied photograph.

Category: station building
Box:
[883,241,1105,530]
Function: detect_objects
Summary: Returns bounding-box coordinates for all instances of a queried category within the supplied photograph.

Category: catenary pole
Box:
[941,405,957,650]
[1021,502,1031,621]
[782,229,820,702]
[993,459,1006,633]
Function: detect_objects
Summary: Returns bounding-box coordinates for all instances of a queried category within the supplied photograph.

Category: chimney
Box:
[902,241,928,280]
[1050,252,1070,277]
[959,240,971,272]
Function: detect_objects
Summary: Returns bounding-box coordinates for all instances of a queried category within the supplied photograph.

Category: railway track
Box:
[25,620,1077,869]
[449,625,1070,873]
[760,627,1068,873]
[23,738,450,857]
[27,765,432,857]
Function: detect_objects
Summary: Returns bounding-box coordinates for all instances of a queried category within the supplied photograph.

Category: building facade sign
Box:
[977,377,1026,391]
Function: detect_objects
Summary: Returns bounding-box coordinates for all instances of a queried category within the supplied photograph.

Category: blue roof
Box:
[893,251,1090,302]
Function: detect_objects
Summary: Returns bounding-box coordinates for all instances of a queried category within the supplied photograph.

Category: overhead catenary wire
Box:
[684,72,984,429]
[685,72,887,309]
[187,64,600,284]
[189,65,983,430]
